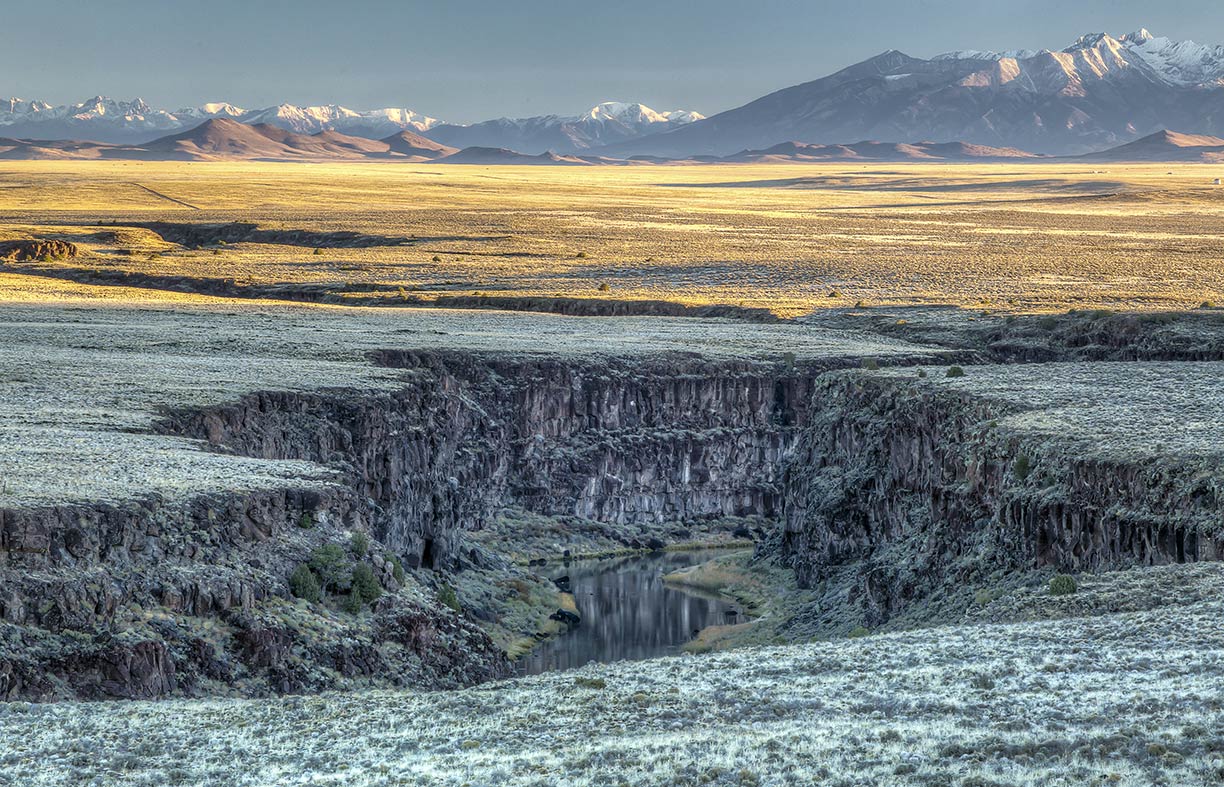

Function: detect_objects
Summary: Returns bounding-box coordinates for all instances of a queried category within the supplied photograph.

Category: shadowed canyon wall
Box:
[779,372,1224,626]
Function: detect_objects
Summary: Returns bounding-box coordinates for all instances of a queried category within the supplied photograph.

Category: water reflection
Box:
[516,549,747,675]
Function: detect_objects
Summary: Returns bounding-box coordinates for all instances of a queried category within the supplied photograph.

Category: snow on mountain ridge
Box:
[178,103,247,119]
[933,48,1043,62]
[479,102,704,129]
[935,29,1224,88]
[1123,33,1224,86]
[419,101,706,154]
[236,104,440,134]
[0,96,441,141]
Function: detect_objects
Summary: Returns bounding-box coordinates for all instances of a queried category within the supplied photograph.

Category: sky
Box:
[6,0,1223,122]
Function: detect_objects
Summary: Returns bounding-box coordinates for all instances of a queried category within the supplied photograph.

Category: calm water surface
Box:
[517,549,748,675]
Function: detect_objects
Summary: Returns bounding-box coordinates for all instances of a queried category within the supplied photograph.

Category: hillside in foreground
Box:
[5,562,1222,786]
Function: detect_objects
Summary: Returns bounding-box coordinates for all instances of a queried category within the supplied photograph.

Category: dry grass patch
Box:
[3,160,1224,316]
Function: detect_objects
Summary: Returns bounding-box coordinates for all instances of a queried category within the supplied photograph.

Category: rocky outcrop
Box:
[0,239,76,261]
[0,479,510,701]
[779,372,1224,625]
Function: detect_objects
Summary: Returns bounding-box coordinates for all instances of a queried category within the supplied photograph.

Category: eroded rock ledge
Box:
[162,351,832,573]
[779,369,1224,628]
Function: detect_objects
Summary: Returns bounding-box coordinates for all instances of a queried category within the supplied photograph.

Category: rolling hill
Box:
[433,147,593,166]
[720,140,1041,163]
[1079,129,1224,162]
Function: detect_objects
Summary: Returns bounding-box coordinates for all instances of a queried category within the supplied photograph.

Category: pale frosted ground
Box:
[2,571,1220,786]
[881,361,1224,461]
[6,279,1224,506]
[0,279,947,507]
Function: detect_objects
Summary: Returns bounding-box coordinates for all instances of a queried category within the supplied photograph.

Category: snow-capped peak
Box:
[937,30,1224,89]
[227,103,440,133]
[1068,32,1112,50]
[933,48,1043,62]
[1120,31,1224,86]
[1056,30,1224,86]
[662,109,705,124]
[587,101,667,124]
[0,97,53,117]
[584,102,704,128]
[182,102,247,118]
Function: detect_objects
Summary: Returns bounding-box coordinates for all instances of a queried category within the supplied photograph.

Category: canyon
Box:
[0,297,947,700]
[3,291,1223,702]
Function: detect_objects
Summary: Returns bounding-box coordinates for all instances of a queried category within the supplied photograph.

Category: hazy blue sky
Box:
[7,1,1222,122]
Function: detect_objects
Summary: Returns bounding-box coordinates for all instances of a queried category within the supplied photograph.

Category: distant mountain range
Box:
[597,28,1224,157]
[0,119,457,162]
[9,30,1224,156]
[6,117,1221,165]
[5,29,1224,157]
[0,97,442,144]
[423,103,704,154]
[0,96,703,151]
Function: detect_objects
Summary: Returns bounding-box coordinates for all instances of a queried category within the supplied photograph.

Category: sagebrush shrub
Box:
[309,544,351,592]
[438,584,461,612]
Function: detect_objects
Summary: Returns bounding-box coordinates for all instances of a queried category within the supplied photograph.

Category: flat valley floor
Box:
[3,160,1224,315]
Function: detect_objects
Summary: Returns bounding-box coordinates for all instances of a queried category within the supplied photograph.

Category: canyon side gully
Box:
[1,341,1220,701]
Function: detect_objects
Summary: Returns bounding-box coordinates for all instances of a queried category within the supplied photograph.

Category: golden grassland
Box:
[2,159,1224,316]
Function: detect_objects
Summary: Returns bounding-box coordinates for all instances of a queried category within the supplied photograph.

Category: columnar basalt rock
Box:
[779,372,1224,626]
[164,351,826,573]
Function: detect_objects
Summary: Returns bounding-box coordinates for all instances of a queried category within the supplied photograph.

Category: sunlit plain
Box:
[3,160,1224,316]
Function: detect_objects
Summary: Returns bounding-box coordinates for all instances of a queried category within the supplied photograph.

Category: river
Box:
[516,548,747,675]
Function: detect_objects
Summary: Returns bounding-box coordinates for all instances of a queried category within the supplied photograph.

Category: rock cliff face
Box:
[779,372,1224,626]
[2,349,848,700]
[0,481,508,701]
[164,351,826,571]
